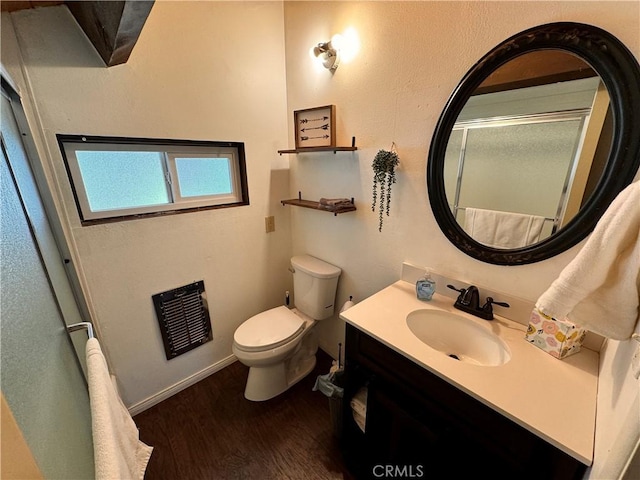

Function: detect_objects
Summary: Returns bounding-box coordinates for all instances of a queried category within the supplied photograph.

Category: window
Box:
[57,135,248,224]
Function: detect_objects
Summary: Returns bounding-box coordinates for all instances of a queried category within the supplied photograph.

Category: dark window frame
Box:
[57,134,249,226]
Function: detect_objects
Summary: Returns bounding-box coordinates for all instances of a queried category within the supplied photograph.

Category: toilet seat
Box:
[234,306,305,352]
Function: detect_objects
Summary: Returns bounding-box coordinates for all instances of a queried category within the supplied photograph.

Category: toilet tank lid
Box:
[291,255,341,279]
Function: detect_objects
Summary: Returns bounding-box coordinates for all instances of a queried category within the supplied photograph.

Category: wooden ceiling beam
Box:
[66,1,154,67]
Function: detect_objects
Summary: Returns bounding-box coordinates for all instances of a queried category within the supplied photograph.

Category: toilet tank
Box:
[291,255,341,320]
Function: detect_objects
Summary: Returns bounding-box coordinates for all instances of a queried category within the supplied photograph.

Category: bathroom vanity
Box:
[339,280,598,479]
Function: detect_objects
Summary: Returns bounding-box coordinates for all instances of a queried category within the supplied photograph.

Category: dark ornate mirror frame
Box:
[427,22,640,265]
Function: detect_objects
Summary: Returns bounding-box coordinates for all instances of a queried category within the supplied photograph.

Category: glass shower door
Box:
[1,92,94,479]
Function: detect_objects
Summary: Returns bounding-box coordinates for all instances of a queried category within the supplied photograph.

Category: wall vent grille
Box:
[152,280,212,360]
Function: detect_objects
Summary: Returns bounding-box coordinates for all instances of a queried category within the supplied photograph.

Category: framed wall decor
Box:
[294,105,336,149]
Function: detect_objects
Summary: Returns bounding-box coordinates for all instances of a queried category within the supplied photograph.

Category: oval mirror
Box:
[428,22,640,265]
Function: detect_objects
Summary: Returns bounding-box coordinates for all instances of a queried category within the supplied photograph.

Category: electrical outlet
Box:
[265,216,275,233]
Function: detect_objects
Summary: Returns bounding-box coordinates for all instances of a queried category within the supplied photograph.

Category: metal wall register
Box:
[152,280,212,360]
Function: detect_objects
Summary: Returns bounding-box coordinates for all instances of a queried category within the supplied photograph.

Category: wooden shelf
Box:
[277,146,358,155]
[281,193,356,216]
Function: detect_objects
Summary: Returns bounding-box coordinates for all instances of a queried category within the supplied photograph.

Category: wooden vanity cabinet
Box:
[341,324,587,480]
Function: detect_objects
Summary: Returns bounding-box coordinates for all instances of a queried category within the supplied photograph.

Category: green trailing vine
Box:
[371,148,399,232]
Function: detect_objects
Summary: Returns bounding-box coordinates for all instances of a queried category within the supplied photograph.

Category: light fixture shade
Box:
[313,41,340,72]
[330,34,344,50]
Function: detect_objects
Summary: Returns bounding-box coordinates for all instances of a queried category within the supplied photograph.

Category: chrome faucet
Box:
[447,284,509,320]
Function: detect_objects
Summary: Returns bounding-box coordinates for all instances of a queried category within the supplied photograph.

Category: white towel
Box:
[350,387,368,433]
[86,338,152,480]
[535,180,640,340]
[464,208,546,248]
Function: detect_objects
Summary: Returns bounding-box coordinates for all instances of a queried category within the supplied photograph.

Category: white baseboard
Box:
[128,354,238,416]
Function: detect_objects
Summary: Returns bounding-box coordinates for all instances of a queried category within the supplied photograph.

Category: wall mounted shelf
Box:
[281,192,356,216]
[278,137,357,155]
[278,146,358,155]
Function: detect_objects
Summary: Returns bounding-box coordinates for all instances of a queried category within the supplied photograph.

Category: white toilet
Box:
[232,254,341,401]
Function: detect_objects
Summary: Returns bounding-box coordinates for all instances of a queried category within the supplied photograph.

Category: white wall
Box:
[2,1,292,409]
[588,337,640,479]
[3,0,639,474]
[283,0,639,355]
[282,0,639,476]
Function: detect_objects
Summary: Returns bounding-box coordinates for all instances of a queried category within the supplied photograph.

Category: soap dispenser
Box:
[416,269,436,301]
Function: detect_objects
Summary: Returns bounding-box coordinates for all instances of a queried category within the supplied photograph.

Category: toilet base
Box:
[286,354,316,397]
[243,354,316,401]
[242,329,319,401]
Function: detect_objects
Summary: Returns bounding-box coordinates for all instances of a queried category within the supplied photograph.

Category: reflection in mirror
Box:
[442,50,612,249]
[427,22,640,265]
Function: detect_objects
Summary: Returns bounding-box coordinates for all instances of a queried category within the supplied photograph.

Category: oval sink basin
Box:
[406,309,511,366]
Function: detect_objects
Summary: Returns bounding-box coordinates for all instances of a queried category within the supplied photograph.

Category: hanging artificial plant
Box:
[371,146,400,232]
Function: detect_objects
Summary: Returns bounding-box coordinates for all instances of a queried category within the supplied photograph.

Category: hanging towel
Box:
[86,338,153,480]
[464,208,546,248]
[535,180,640,340]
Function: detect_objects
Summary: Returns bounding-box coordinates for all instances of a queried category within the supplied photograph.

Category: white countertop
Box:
[340,280,598,465]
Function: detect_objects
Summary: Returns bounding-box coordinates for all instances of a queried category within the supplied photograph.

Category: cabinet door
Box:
[366,381,447,475]
[367,380,529,479]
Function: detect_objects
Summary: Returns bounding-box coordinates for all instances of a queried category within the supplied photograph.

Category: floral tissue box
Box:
[525,307,587,359]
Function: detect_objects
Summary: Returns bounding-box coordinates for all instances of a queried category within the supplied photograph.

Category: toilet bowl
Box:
[233,306,318,401]
[233,255,341,401]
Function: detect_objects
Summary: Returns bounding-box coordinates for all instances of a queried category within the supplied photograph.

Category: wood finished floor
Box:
[134,351,354,480]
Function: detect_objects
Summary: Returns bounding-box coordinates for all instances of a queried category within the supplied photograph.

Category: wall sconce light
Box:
[313,34,343,72]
